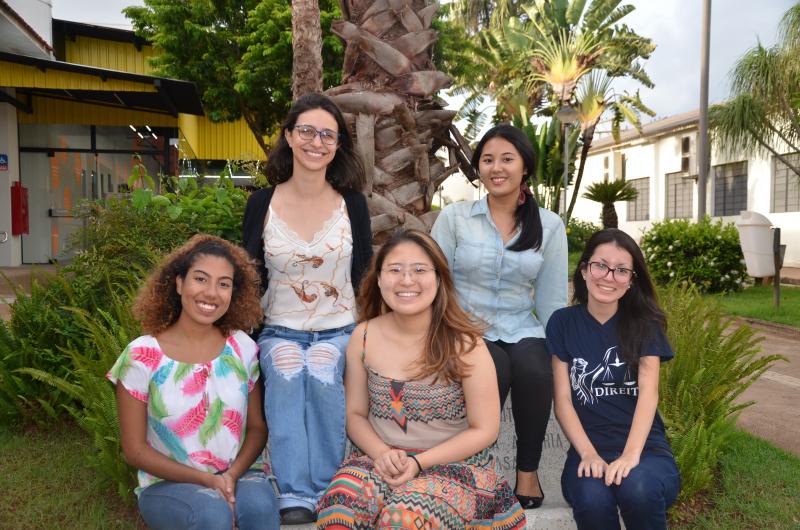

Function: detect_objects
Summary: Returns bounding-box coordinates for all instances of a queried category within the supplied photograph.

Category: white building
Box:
[570,110,800,268]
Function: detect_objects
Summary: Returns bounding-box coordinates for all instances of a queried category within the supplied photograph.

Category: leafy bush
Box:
[641,216,747,293]
[18,290,141,499]
[566,218,600,253]
[0,176,249,426]
[659,284,783,506]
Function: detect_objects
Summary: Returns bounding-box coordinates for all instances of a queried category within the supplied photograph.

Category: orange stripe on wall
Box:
[63,186,72,210]
[50,156,60,191]
[51,224,60,259]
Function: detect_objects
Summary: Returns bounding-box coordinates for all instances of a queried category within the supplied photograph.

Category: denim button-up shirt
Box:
[431,196,568,342]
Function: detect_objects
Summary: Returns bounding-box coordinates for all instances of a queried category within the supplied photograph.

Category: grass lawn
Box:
[0,423,145,530]
[673,430,800,529]
[710,284,800,328]
[2,424,798,529]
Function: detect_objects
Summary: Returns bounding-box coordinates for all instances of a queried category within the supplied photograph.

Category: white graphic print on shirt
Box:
[569,346,638,405]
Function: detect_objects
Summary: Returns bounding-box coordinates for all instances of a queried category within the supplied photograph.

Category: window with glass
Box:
[773,153,800,213]
[713,161,748,216]
[665,171,693,219]
[626,177,650,221]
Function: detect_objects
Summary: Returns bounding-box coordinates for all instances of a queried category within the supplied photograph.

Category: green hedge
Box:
[641,216,747,293]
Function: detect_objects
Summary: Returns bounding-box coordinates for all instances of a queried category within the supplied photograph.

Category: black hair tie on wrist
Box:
[408,454,422,476]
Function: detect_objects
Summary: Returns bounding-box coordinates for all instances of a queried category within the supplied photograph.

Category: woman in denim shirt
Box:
[431,124,567,508]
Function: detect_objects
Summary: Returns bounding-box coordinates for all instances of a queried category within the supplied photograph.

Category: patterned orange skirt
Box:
[317,448,525,530]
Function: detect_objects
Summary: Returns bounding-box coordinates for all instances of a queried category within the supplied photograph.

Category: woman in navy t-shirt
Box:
[546,229,680,530]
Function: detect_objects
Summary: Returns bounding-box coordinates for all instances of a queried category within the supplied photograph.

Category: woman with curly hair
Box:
[108,234,279,530]
[242,93,371,524]
[316,229,525,530]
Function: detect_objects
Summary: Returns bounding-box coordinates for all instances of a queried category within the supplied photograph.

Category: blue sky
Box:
[53,0,795,121]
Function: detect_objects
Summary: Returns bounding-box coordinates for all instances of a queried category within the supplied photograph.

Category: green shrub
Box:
[0,176,249,426]
[659,284,784,505]
[641,216,746,293]
[566,218,600,253]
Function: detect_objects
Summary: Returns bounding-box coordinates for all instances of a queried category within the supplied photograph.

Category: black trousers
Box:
[485,337,553,472]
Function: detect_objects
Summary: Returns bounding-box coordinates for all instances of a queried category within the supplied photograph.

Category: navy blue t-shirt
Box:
[545,304,673,454]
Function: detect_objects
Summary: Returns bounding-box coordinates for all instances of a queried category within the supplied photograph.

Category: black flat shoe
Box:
[514,474,545,509]
[515,490,544,509]
[280,507,316,525]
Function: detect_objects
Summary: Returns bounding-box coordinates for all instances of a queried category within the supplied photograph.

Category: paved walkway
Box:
[735,318,800,456]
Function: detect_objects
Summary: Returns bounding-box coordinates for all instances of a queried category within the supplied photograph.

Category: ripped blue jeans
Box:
[258,324,353,512]
[137,470,279,530]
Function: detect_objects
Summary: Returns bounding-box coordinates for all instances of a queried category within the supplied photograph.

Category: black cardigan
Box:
[241,187,373,297]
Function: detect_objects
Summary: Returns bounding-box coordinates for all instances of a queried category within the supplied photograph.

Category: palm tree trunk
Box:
[602,203,618,229]
[326,0,471,243]
[566,122,598,222]
[292,0,324,98]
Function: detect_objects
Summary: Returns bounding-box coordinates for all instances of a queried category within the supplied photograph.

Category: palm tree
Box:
[710,3,800,179]
[566,72,654,221]
[582,179,638,229]
[448,1,654,127]
[323,1,474,243]
[292,0,324,98]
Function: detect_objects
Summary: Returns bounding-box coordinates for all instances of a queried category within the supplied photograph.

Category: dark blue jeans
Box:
[561,448,680,530]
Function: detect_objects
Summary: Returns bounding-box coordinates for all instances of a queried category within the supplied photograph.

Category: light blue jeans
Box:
[137,470,280,530]
[258,323,353,512]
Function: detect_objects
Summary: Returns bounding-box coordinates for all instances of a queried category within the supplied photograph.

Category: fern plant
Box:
[19,291,141,500]
[658,283,784,506]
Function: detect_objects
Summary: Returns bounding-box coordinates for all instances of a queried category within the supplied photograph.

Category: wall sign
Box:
[0,154,7,171]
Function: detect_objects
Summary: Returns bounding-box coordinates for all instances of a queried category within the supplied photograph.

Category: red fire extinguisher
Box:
[11,181,29,235]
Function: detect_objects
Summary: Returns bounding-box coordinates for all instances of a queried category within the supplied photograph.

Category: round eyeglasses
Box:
[586,261,635,282]
[381,264,436,279]
[293,124,340,145]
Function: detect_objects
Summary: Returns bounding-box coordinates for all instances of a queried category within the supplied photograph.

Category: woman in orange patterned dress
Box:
[317,230,525,530]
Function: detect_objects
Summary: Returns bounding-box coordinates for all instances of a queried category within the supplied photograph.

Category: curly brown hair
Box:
[357,229,484,382]
[133,234,263,336]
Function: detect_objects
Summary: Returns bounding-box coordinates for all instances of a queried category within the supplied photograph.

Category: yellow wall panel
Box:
[180,116,267,161]
[18,96,178,127]
[0,61,157,92]
[65,36,157,75]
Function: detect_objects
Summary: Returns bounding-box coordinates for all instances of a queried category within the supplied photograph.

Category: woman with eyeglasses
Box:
[316,229,525,529]
[431,124,568,508]
[242,93,372,525]
[546,229,680,530]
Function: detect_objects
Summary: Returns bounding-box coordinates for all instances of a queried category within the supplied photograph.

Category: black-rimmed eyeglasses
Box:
[586,261,636,282]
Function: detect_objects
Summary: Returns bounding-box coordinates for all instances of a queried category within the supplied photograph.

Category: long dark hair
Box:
[357,230,483,382]
[572,229,667,369]
[472,124,542,252]
[266,93,365,193]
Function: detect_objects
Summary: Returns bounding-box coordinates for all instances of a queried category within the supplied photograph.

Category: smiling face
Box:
[478,137,527,200]
[378,241,438,317]
[175,254,235,327]
[285,108,339,175]
[581,242,634,312]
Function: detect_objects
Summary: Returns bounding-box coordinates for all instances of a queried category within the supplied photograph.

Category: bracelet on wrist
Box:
[408,454,422,476]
